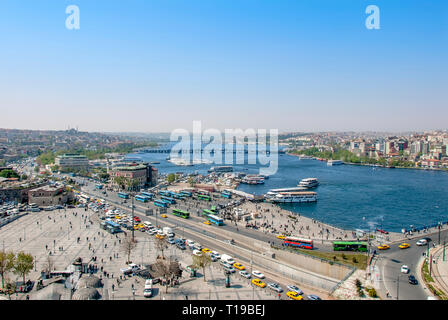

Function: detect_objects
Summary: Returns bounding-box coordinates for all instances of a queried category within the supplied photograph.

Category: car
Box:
[161,214,167,218]
[203,221,212,225]
[193,249,202,256]
[252,270,265,279]
[423,237,432,242]
[143,288,153,298]
[268,283,283,293]
[408,275,418,285]
[223,266,236,273]
[276,235,286,240]
[133,216,141,222]
[167,238,175,244]
[307,294,322,300]
[155,234,165,239]
[286,285,303,295]
[416,239,428,246]
[233,263,245,270]
[211,251,220,259]
[202,248,212,254]
[239,270,251,279]
[209,254,217,262]
[401,265,410,274]
[251,279,266,288]
[377,244,390,250]
[399,243,410,249]
[286,291,303,300]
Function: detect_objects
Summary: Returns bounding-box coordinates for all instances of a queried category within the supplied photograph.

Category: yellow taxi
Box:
[155,234,165,239]
[137,223,145,229]
[133,225,140,230]
[251,279,266,288]
[286,291,303,300]
[203,221,212,225]
[161,214,167,218]
[377,244,390,250]
[399,243,410,249]
[202,248,212,254]
[115,215,122,220]
[233,263,245,270]
[276,235,286,240]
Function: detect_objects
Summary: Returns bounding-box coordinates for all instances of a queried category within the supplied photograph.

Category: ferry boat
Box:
[327,160,344,166]
[265,191,317,203]
[208,166,234,173]
[298,178,319,188]
[241,175,265,184]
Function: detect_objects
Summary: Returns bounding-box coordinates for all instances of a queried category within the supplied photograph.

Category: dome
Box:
[76,274,102,289]
[72,287,101,300]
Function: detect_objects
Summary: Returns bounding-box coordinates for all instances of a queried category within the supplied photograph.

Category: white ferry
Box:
[265,191,317,203]
[265,187,307,198]
[241,174,265,184]
[298,178,319,188]
[208,166,234,173]
[327,160,344,166]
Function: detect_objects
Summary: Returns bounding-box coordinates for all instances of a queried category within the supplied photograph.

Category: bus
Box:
[135,195,150,203]
[95,184,103,190]
[202,209,215,217]
[197,194,211,201]
[172,193,185,200]
[207,214,224,226]
[333,241,368,252]
[102,220,121,234]
[283,237,313,250]
[118,192,130,199]
[161,196,176,204]
[159,190,172,197]
[221,192,232,199]
[154,200,168,208]
[172,208,190,219]
[210,205,218,213]
[141,192,154,199]
[180,191,192,197]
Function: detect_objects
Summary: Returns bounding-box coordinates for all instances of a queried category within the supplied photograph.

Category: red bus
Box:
[283,237,313,250]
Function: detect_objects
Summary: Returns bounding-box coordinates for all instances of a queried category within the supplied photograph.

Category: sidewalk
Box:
[427,245,448,299]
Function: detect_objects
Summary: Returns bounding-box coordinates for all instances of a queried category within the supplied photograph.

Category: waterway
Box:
[126,152,448,233]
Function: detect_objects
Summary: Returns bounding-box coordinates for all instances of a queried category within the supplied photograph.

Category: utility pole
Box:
[396,275,399,300]
[430,254,433,277]
[438,223,441,245]
[131,193,135,241]
[444,241,446,262]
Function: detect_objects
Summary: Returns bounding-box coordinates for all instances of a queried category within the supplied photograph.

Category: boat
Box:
[208,166,234,173]
[241,174,265,185]
[265,191,317,203]
[327,160,344,166]
[150,161,160,164]
[298,178,319,188]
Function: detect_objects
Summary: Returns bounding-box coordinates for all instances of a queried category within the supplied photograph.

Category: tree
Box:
[155,237,168,259]
[13,252,34,284]
[0,251,16,289]
[167,173,175,184]
[121,235,137,264]
[192,253,212,282]
[187,177,195,188]
[0,169,19,179]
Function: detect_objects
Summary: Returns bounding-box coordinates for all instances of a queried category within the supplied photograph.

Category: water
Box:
[127,152,448,233]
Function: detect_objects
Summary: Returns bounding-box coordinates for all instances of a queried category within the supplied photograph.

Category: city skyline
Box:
[1,0,447,132]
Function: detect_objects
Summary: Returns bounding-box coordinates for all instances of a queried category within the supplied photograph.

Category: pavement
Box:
[425,244,448,299]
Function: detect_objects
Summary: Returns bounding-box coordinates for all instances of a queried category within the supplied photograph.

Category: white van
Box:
[220,254,235,265]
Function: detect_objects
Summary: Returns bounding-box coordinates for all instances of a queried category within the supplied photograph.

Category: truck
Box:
[120,263,140,275]
[162,227,174,237]
[220,254,235,265]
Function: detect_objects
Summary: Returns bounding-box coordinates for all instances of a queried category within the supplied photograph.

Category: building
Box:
[55,154,89,172]
[108,162,156,190]
[28,185,71,206]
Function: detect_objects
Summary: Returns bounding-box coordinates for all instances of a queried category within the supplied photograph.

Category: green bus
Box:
[333,241,368,252]
[172,208,190,219]
[197,194,211,201]
[210,205,217,213]
[202,209,215,217]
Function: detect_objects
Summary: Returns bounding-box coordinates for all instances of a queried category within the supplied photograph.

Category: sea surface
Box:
[126,151,448,233]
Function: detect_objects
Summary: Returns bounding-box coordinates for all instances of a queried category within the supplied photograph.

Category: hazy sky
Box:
[0,0,447,133]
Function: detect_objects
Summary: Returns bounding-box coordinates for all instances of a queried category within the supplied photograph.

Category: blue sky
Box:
[0,0,447,132]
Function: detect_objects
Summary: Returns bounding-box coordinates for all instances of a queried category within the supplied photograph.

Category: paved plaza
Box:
[0,208,279,300]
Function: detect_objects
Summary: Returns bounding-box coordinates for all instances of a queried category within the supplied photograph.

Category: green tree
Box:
[167,173,175,184]
[192,253,212,282]
[13,252,34,284]
[187,177,195,188]
[0,169,19,179]
[0,251,16,289]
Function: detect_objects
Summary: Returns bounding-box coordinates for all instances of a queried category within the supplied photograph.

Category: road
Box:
[375,228,448,300]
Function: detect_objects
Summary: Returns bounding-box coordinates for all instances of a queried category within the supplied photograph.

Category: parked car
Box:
[416,239,428,246]
[252,270,265,279]
[401,265,410,274]
[239,270,251,279]
[192,249,202,257]
[287,291,303,300]
[252,278,266,288]
[307,294,322,300]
